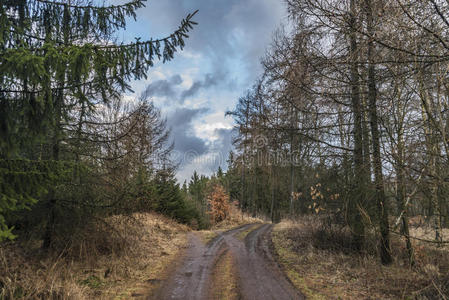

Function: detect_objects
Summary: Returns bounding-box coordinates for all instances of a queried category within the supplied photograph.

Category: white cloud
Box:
[193,111,233,142]
[120,0,286,182]
[179,50,202,60]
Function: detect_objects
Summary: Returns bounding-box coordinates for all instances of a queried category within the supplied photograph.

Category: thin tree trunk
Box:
[396,127,414,265]
[271,165,275,223]
[365,0,392,264]
[360,64,372,182]
[289,105,295,217]
[419,76,443,244]
[349,0,365,251]
[338,108,351,185]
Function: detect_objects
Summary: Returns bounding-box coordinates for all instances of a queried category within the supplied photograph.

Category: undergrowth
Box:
[0,213,189,299]
[272,216,449,299]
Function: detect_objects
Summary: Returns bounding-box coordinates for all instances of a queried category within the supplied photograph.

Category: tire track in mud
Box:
[224,224,304,300]
[152,223,304,300]
[152,224,254,300]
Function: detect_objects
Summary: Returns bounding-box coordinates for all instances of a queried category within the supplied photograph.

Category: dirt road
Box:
[152,223,304,300]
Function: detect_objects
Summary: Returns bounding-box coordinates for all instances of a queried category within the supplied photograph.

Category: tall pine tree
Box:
[0,0,198,242]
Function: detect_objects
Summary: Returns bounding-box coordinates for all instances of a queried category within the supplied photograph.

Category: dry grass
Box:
[272,216,449,300]
[199,230,219,245]
[211,202,264,231]
[210,249,240,300]
[197,204,264,245]
[409,226,449,244]
[0,212,189,299]
[236,224,263,241]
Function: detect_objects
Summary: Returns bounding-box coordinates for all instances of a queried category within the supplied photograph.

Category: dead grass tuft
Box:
[0,212,189,299]
[236,224,263,241]
[211,202,264,231]
[272,216,449,299]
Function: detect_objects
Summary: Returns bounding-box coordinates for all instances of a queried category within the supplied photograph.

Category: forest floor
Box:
[0,212,264,299]
[272,216,449,299]
[0,213,190,299]
[7,212,446,299]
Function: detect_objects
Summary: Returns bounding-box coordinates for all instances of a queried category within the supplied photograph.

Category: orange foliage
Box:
[207,184,230,224]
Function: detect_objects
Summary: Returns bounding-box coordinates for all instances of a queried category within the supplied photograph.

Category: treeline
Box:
[227,0,449,265]
[181,167,237,228]
[0,0,200,248]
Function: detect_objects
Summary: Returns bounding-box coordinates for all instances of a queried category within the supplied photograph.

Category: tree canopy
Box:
[0,0,198,241]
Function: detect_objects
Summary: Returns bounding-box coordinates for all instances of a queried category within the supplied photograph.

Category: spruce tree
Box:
[0,0,198,242]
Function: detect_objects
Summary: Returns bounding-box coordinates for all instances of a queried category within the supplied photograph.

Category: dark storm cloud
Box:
[167,108,209,155]
[168,107,207,127]
[180,72,225,101]
[142,72,224,103]
[178,128,235,175]
[142,74,183,99]
[205,128,236,172]
[128,0,285,181]
[135,0,286,85]
[213,128,234,152]
[172,133,207,154]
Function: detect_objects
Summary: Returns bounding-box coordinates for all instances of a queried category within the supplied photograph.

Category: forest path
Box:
[152,223,304,300]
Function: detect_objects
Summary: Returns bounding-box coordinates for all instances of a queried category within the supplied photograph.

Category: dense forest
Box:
[3,0,449,298]
[0,0,203,248]
[2,0,449,263]
[224,0,449,266]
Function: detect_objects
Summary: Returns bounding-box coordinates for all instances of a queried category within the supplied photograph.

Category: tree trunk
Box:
[365,0,392,264]
[419,75,443,244]
[396,129,414,265]
[289,105,296,217]
[349,0,365,251]
[271,165,275,223]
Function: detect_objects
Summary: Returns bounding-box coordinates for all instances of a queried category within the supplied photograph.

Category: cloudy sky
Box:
[121,0,287,183]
